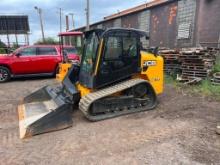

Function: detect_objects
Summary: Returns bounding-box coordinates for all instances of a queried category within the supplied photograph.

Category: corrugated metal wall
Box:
[103,21,114,29]
[196,0,220,47]
[75,0,220,48]
[176,0,197,47]
[138,10,150,47]
[113,18,122,27]
[121,13,139,28]
[97,24,103,29]
[138,10,150,32]
[149,1,178,48]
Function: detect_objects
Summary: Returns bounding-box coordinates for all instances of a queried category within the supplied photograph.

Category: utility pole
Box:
[65,15,69,31]
[34,6,45,42]
[86,0,90,31]
[69,13,74,30]
[59,8,62,33]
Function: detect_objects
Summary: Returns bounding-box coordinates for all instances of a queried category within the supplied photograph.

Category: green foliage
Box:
[192,79,220,99]
[165,74,220,100]
[8,42,19,52]
[35,37,59,45]
[213,55,220,73]
[0,40,7,54]
[165,75,176,84]
[165,74,181,87]
[0,48,6,54]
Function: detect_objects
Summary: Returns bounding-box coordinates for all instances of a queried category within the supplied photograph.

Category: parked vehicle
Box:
[0,45,80,82]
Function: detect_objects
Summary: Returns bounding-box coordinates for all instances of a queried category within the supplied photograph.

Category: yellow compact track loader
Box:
[18,28,164,139]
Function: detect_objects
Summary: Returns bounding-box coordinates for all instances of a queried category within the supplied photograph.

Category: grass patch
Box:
[213,55,220,73]
[192,79,220,98]
[165,75,220,100]
[165,75,176,84]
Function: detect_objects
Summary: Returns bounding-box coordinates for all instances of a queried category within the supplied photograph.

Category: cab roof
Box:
[58,31,83,36]
[85,28,149,39]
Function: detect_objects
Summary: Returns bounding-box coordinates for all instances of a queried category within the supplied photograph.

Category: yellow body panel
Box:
[140,51,164,95]
[56,63,72,82]
[76,83,92,97]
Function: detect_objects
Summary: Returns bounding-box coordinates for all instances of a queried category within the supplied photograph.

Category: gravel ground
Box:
[0,78,220,165]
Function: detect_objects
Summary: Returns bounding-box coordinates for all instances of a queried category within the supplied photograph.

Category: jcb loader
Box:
[18,28,164,139]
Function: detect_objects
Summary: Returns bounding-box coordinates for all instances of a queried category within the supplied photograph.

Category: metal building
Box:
[74,0,220,48]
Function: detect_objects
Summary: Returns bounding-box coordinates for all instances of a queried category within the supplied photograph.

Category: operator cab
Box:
[79,28,150,89]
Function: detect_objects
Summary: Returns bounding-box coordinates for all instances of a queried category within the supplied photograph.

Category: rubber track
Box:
[79,78,157,121]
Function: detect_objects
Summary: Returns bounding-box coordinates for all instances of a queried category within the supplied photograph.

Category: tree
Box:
[0,40,7,54]
[34,37,59,45]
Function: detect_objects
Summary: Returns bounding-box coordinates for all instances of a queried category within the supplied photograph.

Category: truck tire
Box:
[0,66,11,83]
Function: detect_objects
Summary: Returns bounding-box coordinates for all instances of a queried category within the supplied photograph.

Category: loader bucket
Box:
[18,86,73,139]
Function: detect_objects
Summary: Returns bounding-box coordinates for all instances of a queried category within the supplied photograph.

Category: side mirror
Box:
[15,53,21,57]
[153,47,159,56]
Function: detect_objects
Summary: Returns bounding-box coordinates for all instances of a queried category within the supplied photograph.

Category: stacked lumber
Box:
[212,72,220,86]
[206,47,220,57]
[159,49,181,74]
[179,47,217,80]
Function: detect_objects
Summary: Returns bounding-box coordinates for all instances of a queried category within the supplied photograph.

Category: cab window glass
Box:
[104,36,122,60]
[81,32,99,73]
[63,47,77,54]
[38,47,57,55]
[102,32,138,72]
[19,47,36,56]
[123,37,137,57]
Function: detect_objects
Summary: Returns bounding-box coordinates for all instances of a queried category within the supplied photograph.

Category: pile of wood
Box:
[212,72,220,86]
[159,47,219,84]
[159,49,181,74]
[179,47,218,80]
[206,47,220,57]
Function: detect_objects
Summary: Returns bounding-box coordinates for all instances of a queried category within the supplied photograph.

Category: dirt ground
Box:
[0,78,220,165]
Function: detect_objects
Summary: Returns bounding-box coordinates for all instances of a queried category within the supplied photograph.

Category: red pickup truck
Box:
[0,45,80,82]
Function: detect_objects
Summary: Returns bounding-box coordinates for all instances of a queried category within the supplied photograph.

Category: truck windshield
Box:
[64,47,78,54]
[81,32,99,73]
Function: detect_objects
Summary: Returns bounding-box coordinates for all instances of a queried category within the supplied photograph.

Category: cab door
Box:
[95,31,140,87]
[11,47,37,74]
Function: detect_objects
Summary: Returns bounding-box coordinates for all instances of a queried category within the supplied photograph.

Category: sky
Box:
[0,0,152,44]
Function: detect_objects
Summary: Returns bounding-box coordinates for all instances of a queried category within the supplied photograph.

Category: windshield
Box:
[81,32,99,73]
[64,47,78,54]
